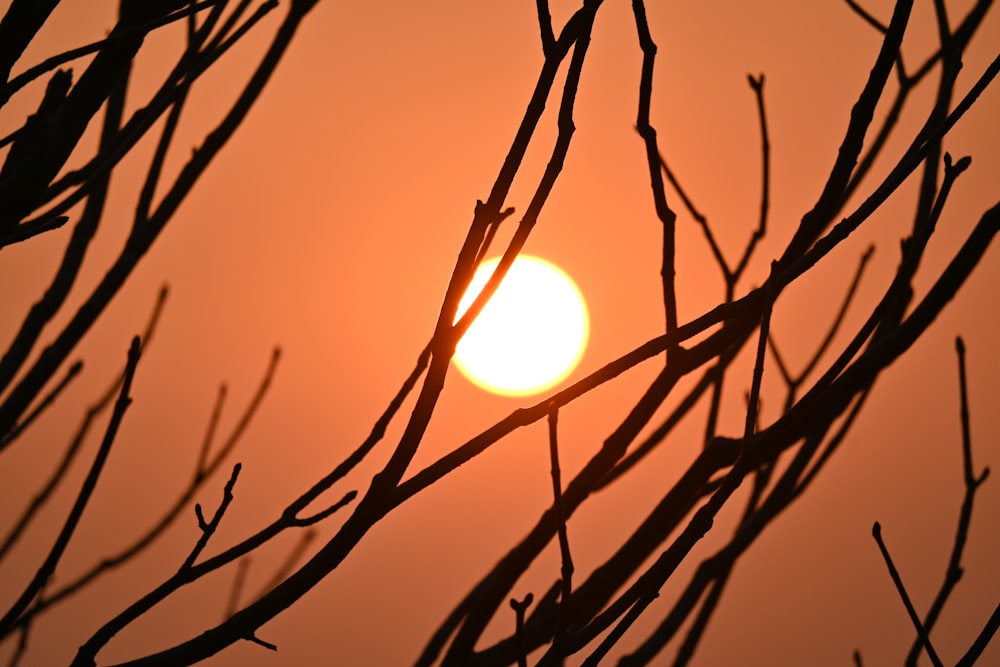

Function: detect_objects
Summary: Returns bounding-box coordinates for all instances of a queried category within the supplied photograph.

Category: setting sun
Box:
[453,255,589,396]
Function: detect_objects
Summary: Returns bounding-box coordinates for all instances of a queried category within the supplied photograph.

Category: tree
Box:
[1,0,998,665]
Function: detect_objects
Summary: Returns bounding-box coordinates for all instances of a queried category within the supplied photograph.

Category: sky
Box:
[1,1,999,665]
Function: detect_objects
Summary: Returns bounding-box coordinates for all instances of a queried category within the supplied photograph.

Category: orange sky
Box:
[1,1,999,665]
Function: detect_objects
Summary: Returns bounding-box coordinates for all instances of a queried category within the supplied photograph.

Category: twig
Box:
[656,153,727,280]
[224,558,251,620]
[732,74,770,282]
[871,522,943,667]
[292,491,357,526]
[252,530,319,601]
[578,285,774,665]
[0,0,284,440]
[180,463,242,572]
[547,407,574,649]
[0,0,225,101]
[956,600,1000,666]
[510,594,534,667]
[0,62,128,406]
[768,245,875,410]
[0,360,81,449]
[0,287,166,565]
[16,346,276,625]
[632,0,678,336]
[244,633,277,652]
[0,337,141,636]
[903,337,990,665]
[844,0,888,32]
[0,215,69,246]
[672,569,732,667]
[777,0,912,266]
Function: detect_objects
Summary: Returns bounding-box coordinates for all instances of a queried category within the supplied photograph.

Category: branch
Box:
[871,522,943,667]
[547,407,573,651]
[0,287,165,566]
[732,74,770,282]
[0,337,141,637]
[15,345,275,626]
[180,463,242,573]
[632,0,678,336]
[903,338,990,666]
[510,594,534,667]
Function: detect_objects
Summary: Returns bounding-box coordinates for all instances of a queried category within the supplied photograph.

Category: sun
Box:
[453,255,589,396]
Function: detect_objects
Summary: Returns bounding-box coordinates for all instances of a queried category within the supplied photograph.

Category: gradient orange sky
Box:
[1,1,999,665]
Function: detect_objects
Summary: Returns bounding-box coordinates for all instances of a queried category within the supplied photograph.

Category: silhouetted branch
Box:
[510,594,533,667]
[224,558,251,621]
[3,2,997,664]
[956,601,1000,667]
[182,462,242,571]
[0,57,128,399]
[7,345,276,630]
[0,286,166,567]
[844,0,887,32]
[0,337,141,637]
[574,279,773,666]
[535,0,555,56]
[547,407,573,651]
[903,337,990,666]
[0,360,81,450]
[768,244,875,408]
[872,522,943,667]
[0,0,224,101]
[0,0,286,441]
[632,0,678,336]
[656,152,727,281]
[733,74,769,282]
[293,491,357,526]
[778,0,911,265]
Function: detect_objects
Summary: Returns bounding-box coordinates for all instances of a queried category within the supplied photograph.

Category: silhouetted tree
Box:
[1,0,997,665]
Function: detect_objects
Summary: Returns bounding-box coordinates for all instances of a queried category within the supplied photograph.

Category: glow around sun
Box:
[453,255,589,396]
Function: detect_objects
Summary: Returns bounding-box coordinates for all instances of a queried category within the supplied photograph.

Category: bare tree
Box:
[1,0,998,665]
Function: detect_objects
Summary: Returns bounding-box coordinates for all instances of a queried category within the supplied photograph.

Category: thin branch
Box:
[0,0,285,441]
[871,522,943,667]
[180,462,242,572]
[576,285,774,666]
[733,74,770,282]
[956,600,1000,667]
[223,558,251,620]
[292,491,357,526]
[0,0,225,101]
[672,568,732,667]
[252,530,319,600]
[0,360,81,449]
[777,0,912,266]
[0,287,166,566]
[903,338,990,666]
[0,215,69,246]
[844,0,888,32]
[0,337,141,637]
[244,633,277,652]
[632,0,678,336]
[768,244,875,410]
[510,594,534,667]
[0,59,129,398]
[14,345,276,626]
[547,407,574,650]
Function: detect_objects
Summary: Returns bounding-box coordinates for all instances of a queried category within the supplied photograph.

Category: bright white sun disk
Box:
[453,255,589,396]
